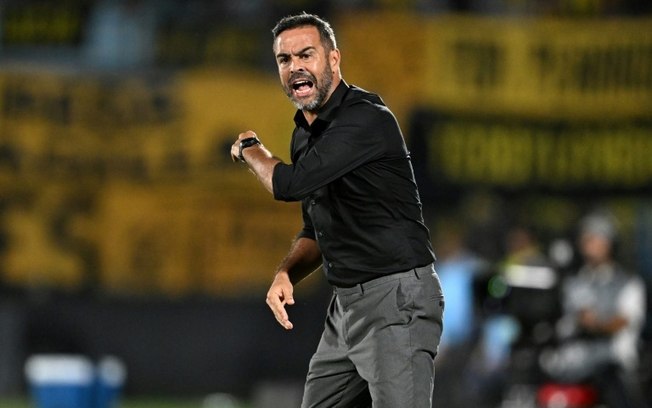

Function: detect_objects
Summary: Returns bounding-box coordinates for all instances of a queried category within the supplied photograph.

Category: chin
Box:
[293,98,319,111]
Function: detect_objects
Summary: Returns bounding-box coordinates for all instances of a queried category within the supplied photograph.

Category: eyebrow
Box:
[276,46,317,60]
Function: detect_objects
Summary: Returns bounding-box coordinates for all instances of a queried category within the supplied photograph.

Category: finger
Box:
[231,143,241,162]
[276,310,293,330]
[276,305,293,330]
[267,290,294,330]
[267,292,293,330]
[231,139,240,162]
[283,287,295,306]
[239,130,257,140]
[279,297,294,329]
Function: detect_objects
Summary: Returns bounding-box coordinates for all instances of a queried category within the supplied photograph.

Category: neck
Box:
[302,110,318,125]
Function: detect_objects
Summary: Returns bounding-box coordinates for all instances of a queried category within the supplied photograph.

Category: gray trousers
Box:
[301,264,444,408]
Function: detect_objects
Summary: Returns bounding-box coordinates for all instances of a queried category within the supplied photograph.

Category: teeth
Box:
[292,80,312,90]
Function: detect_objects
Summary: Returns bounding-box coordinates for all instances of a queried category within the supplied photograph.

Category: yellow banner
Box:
[0,68,302,296]
[425,16,652,118]
[339,13,652,120]
[416,114,652,189]
[96,182,301,297]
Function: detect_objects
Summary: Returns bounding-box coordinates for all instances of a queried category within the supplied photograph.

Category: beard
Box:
[284,65,333,112]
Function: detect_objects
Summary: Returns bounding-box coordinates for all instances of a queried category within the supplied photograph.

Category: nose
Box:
[289,57,305,74]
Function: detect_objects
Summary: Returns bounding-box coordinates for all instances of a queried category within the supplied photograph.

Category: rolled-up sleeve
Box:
[272,102,389,202]
[272,162,297,201]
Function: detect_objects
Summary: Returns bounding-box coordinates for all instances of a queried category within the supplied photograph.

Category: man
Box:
[230,12,443,408]
[544,211,647,408]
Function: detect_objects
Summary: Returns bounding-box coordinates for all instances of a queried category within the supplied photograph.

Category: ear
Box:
[329,48,341,72]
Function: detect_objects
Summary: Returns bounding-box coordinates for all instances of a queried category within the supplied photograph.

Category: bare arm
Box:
[231,131,281,194]
[578,310,629,335]
[232,131,322,329]
[266,237,322,330]
[276,236,323,284]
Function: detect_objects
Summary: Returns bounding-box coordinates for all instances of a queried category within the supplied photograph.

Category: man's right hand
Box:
[266,271,295,330]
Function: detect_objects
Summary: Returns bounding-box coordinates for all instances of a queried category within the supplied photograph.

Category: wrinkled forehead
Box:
[273,26,322,54]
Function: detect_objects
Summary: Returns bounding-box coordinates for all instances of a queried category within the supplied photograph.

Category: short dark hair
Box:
[272,12,337,51]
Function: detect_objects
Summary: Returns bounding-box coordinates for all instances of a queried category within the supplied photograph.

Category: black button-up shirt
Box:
[273,81,435,287]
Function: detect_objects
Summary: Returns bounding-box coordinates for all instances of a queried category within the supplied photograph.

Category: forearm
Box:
[232,133,321,281]
[242,145,280,194]
[579,310,629,335]
[276,236,322,284]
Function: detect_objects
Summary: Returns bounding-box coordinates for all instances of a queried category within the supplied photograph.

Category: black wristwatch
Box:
[237,136,261,162]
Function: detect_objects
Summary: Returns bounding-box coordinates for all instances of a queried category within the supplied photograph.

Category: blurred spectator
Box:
[432,218,485,407]
[503,225,549,267]
[501,225,560,344]
[84,0,158,69]
[463,224,553,407]
[436,218,484,350]
[541,210,647,408]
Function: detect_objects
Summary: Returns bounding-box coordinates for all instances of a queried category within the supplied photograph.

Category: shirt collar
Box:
[293,80,350,129]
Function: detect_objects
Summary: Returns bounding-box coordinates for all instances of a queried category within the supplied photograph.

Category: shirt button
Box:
[318,231,323,237]
[328,262,333,268]
[310,200,316,206]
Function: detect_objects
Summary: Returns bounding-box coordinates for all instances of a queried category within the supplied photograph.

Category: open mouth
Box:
[291,79,314,97]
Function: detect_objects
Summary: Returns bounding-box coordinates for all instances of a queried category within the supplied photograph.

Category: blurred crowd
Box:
[430,205,650,407]
[1,0,651,72]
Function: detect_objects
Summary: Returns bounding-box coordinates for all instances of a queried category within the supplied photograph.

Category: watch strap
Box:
[238,136,261,162]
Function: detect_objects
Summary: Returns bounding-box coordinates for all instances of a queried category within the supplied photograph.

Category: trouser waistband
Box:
[333,263,434,296]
